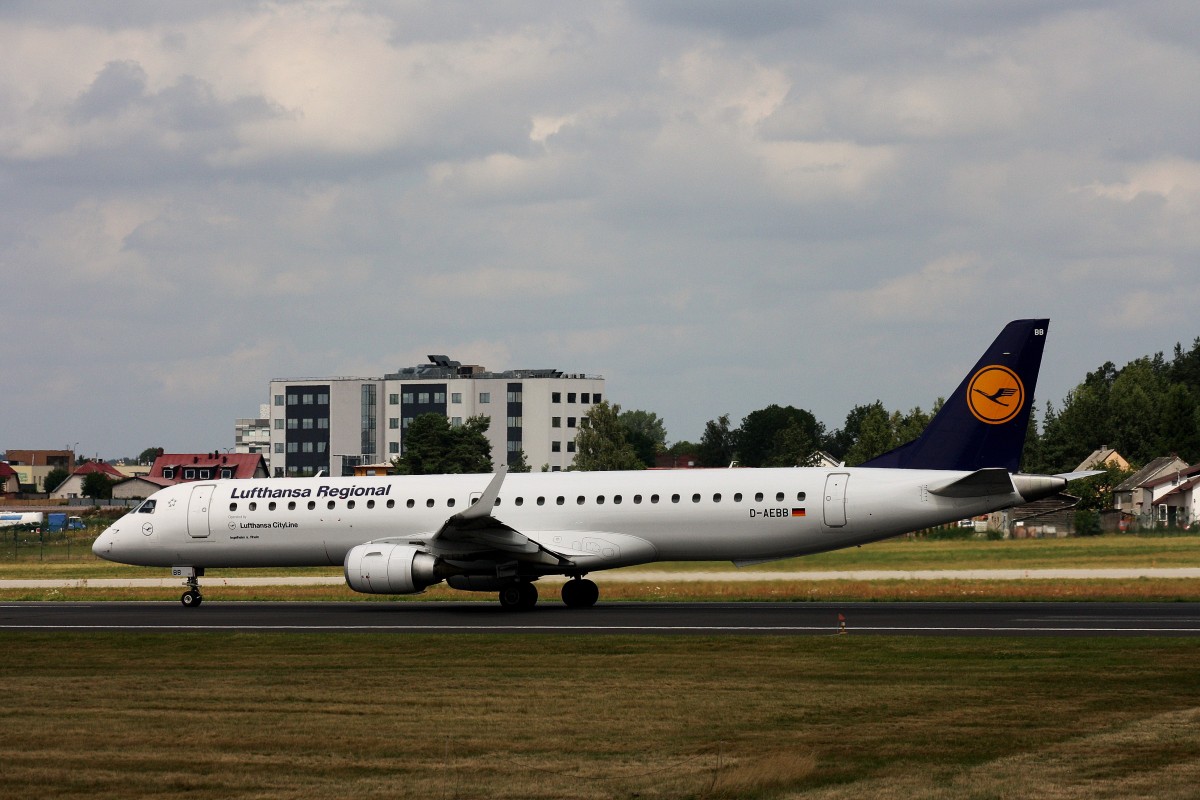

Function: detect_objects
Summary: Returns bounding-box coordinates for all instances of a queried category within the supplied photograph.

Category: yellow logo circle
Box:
[966,365,1024,425]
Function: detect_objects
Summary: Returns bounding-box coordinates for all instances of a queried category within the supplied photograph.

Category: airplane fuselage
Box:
[95,466,1025,571]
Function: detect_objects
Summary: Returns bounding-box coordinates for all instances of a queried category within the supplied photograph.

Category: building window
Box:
[567,417,576,428]
[451,417,462,427]
[163,468,175,479]
[434,392,446,404]
[184,469,196,480]
[302,442,314,453]
[287,418,298,430]
[552,392,561,403]
[594,393,602,403]
[317,393,329,404]
[302,393,314,404]
[389,442,399,454]
[402,417,413,429]
[451,392,462,403]
[581,393,590,403]
[287,394,298,405]
[402,392,414,404]
[274,419,284,429]
[507,417,522,428]
[568,393,576,403]
[274,394,285,406]
[479,392,490,403]
[507,390,522,403]
[552,417,561,428]
[317,418,329,429]
[287,443,298,453]
[302,418,314,429]
[389,393,399,405]
[552,441,561,452]
[567,441,576,452]
[389,418,400,430]
[507,441,520,452]
[274,443,284,454]
[317,442,326,453]
[418,392,430,404]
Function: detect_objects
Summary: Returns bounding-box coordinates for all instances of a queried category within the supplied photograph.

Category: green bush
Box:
[1075,509,1101,537]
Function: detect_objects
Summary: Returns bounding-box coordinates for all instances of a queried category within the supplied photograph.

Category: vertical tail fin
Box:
[861,319,1048,472]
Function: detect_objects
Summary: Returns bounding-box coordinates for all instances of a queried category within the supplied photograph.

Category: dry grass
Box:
[2,634,1199,799]
[7,577,1200,603]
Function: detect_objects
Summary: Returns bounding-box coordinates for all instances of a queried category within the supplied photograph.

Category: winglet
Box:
[459,466,507,521]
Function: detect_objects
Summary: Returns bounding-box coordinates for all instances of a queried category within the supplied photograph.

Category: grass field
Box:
[2,633,1199,799]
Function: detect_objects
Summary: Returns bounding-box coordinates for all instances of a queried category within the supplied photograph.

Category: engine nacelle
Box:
[344,543,442,595]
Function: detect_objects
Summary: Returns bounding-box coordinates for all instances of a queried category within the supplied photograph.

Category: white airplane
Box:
[0,512,44,529]
[94,319,1088,609]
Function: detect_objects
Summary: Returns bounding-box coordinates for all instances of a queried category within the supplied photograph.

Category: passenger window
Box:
[651,494,659,503]
[307,501,316,510]
[515,497,524,507]
[537,497,545,506]
[347,500,355,510]
[633,495,642,504]
[367,499,375,509]
[577,496,585,505]
[327,501,336,510]
[556,496,565,505]
[387,499,395,509]
[229,503,237,512]
[269,502,277,511]
[692,494,701,503]
[426,499,435,508]
[249,502,257,512]
[407,499,414,508]
[776,492,785,502]
[288,501,296,511]
[797,492,806,501]
[755,492,764,502]
[671,494,680,503]
[734,493,742,502]
[713,493,721,502]
[447,498,455,508]
[597,496,605,505]
[613,495,622,504]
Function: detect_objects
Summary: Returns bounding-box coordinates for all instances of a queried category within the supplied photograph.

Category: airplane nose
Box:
[93,530,115,561]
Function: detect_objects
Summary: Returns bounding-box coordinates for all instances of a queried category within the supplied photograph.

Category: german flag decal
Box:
[792,508,806,517]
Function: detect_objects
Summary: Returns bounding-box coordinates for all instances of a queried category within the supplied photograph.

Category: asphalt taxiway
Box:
[3,601,1200,636]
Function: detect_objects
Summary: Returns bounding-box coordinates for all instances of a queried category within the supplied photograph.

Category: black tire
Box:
[562,578,598,608]
[498,585,523,609]
[518,581,538,609]
[181,590,199,607]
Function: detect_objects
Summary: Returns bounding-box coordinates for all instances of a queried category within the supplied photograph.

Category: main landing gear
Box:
[498,581,538,610]
[561,577,599,608]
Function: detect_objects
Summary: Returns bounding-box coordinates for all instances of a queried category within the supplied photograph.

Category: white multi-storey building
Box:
[267,357,604,477]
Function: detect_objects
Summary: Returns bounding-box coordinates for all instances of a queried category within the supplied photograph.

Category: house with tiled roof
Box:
[1139,462,1200,529]
[147,453,268,483]
[0,462,20,494]
[1113,455,1189,519]
[50,461,126,499]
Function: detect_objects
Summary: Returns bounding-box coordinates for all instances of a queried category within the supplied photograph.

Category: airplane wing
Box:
[928,468,1016,498]
[373,467,573,568]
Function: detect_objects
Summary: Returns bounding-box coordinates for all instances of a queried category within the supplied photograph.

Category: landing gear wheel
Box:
[181,590,202,607]
[498,582,538,610]
[561,578,599,608]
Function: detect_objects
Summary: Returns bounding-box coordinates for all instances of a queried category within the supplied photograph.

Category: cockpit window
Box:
[135,499,157,514]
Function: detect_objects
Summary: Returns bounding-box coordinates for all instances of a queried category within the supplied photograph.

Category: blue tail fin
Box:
[861,319,1048,472]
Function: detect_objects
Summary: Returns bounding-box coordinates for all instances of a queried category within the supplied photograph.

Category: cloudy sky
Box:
[2,1,1198,459]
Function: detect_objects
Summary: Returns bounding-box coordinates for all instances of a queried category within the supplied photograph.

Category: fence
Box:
[2,528,100,561]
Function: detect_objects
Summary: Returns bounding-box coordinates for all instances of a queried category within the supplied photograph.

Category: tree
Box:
[393,414,493,475]
[697,414,735,467]
[138,447,163,465]
[508,449,532,473]
[619,409,667,467]
[82,471,114,500]
[43,468,69,495]
[735,405,825,468]
[843,402,895,466]
[571,401,645,471]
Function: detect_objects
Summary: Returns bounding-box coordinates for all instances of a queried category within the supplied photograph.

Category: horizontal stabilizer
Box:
[928,468,1015,498]
[1053,470,1104,482]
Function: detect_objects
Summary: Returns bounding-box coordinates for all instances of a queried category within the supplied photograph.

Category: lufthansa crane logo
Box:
[967,365,1024,425]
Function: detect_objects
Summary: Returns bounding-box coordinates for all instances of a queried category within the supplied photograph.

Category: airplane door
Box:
[187,484,215,539]
[823,473,849,528]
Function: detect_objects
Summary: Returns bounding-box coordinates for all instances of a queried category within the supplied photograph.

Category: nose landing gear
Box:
[174,567,204,607]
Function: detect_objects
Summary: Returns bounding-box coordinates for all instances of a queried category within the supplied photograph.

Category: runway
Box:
[4,601,1200,636]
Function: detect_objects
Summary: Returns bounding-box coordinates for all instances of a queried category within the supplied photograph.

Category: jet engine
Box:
[344,543,442,594]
